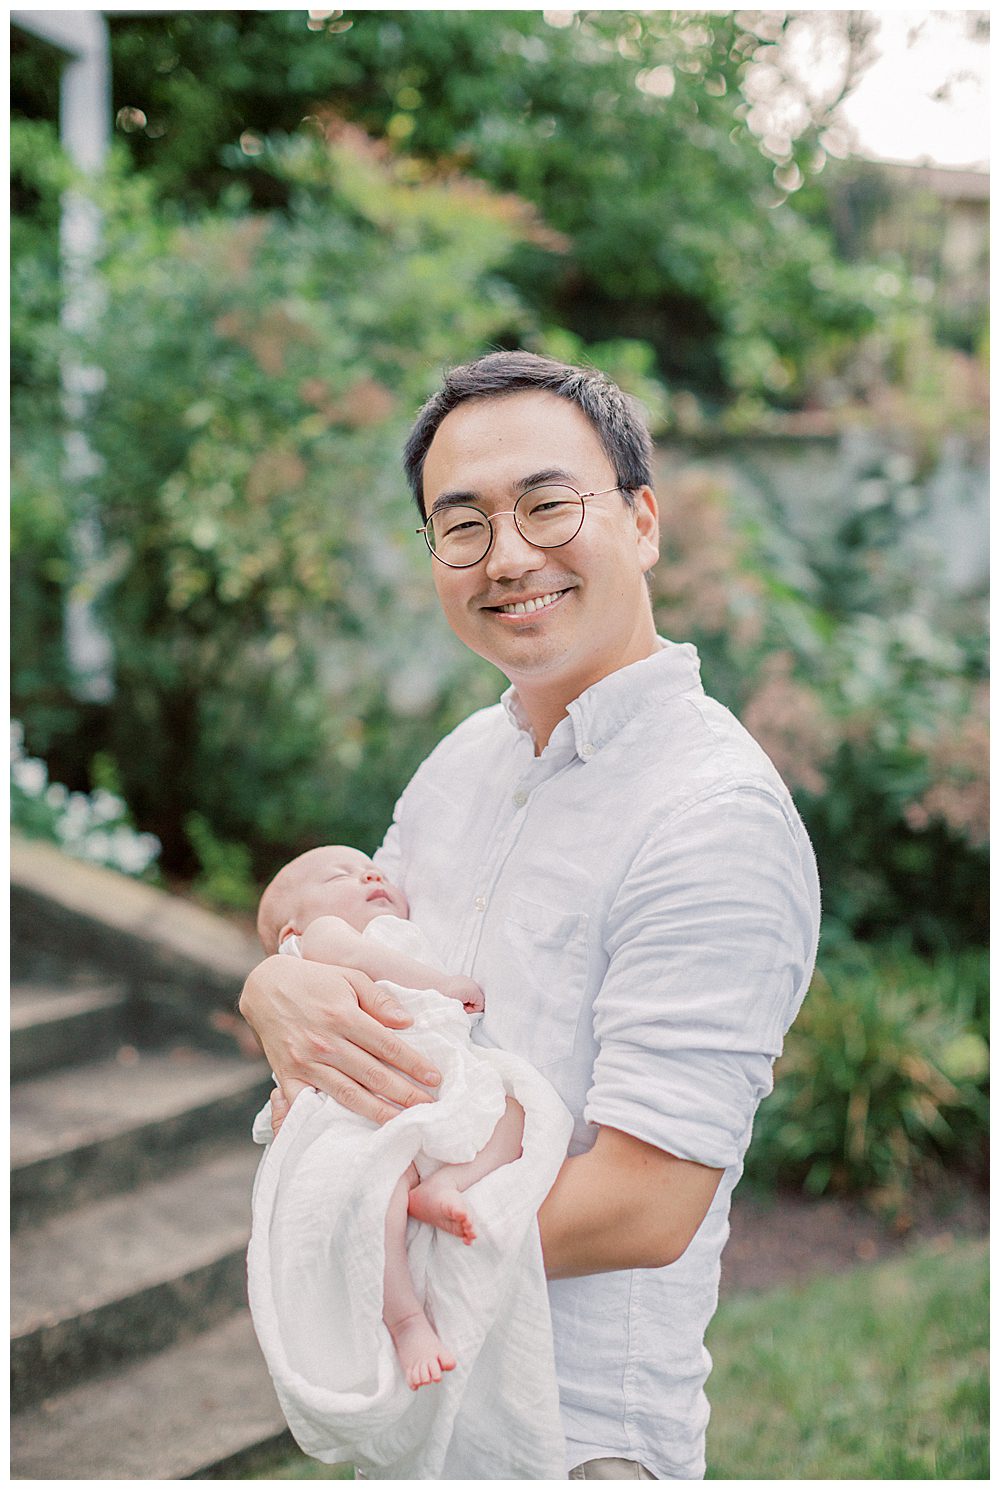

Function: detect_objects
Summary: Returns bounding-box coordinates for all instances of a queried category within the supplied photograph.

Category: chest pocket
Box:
[489,892,591,1070]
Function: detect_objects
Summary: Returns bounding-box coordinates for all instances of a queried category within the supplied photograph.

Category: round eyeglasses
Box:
[417,483,624,568]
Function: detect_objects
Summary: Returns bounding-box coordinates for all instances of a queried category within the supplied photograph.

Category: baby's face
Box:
[288,846,409,934]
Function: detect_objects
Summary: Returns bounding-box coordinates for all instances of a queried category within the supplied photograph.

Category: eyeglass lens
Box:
[425,485,585,566]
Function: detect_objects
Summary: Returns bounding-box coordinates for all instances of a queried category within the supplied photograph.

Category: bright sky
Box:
[838,10,989,168]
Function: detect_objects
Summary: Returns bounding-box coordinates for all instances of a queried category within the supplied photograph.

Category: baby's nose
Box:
[362,867,381,882]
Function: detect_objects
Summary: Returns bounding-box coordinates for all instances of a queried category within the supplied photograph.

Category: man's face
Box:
[421,391,659,700]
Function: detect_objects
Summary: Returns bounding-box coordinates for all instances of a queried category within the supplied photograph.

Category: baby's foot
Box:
[386,1311,457,1391]
[408,1176,477,1244]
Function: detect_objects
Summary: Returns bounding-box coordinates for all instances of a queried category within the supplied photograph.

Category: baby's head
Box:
[257,845,409,954]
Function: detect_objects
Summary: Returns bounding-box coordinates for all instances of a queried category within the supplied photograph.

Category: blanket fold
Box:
[247,975,573,1480]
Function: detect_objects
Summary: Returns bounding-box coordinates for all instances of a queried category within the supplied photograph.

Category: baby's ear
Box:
[278,919,300,947]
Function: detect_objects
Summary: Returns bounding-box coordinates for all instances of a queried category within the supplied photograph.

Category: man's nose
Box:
[483,513,546,582]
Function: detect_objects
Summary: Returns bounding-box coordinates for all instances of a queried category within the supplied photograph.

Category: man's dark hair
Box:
[403,350,654,517]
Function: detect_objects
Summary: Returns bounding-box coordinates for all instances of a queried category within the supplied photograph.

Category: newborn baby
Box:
[256,845,526,1391]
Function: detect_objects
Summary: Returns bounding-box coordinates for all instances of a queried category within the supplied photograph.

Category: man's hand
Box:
[239,955,442,1125]
[270,1085,290,1136]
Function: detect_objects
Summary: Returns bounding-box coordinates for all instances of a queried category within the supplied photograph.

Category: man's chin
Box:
[475,632,579,686]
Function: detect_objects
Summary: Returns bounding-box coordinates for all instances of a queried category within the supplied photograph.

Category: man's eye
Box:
[442,517,484,536]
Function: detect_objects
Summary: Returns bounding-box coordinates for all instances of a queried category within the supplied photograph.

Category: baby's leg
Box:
[382,1163,456,1390]
[408,1099,525,1243]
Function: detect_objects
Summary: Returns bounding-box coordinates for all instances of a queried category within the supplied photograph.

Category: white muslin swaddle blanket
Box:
[247,915,573,1479]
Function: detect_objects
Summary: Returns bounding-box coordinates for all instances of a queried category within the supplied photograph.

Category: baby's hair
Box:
[257,846,334,955]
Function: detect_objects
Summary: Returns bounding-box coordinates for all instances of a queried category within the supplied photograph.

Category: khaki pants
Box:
[358,1457,657,1480]
[569,1459,657,1480]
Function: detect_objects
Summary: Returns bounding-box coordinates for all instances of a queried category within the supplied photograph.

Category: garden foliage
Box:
[651,464,987,948]
[10,105,987,1196]
[13,124,537,874]
[27,8,914,410]
[746,940,988,1198]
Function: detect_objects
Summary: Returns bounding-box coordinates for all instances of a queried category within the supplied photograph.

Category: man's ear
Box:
[633,486,660,573]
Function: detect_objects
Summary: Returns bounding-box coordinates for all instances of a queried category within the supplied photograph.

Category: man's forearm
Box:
[538,1126,723,1280]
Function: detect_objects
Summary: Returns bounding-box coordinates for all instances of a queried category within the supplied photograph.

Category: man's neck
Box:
[513,630,661,754]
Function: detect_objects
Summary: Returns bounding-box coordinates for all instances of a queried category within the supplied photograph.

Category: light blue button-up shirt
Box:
[375,639,820,1479]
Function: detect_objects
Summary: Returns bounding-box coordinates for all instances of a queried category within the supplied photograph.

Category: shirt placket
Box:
[462,739,579,975]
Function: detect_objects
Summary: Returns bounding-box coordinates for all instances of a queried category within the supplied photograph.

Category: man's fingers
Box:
[358,1019,441,1089]
[277,1076,309,1105]
[323,1032,437,1110]
[346,973,441,1088]
[356,979,414,1027]
[256,962,442,1118]
[315,1068,412,1127]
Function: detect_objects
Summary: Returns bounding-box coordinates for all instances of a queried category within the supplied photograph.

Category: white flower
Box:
[57,794,93,837]
[45,782,69,810]
[12,757,48,797]
[113,828,161,874]
[90,788,126,824]
[81,831,111,860]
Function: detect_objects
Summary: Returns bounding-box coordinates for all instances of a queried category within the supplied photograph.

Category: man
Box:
[241,351,820,1479]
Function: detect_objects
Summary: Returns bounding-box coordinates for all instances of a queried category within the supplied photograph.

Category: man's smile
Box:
[481,587,574,620]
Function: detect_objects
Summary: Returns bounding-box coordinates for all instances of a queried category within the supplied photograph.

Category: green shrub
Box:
[183,811,258,911]
[13,128,539,877]
[746,941,988,1200]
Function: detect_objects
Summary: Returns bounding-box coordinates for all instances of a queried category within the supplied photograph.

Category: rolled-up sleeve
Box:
[584,785,820,1170]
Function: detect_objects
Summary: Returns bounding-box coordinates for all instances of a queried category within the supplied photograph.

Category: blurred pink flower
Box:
[741,651,834,796]
[906,685,988,847]
[651,469,764,647]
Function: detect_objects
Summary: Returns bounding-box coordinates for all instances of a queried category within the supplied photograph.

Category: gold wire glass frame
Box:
[416,483,623,568]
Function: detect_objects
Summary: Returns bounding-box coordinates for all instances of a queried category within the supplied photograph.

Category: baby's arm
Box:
[299,916,484,1012]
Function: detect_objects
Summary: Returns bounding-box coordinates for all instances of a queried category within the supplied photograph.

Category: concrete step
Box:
[11,1142,263,1409]
[10,1309,295,1480]
[11,1045,271,1229]
[11,981,129,1080]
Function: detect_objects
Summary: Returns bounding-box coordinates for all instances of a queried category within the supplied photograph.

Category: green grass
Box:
[705,1237,988,1479]
[249,1239,988,1480]
[250,1459,353,1481]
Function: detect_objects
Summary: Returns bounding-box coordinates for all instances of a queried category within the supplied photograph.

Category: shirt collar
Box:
[500,638,703,760]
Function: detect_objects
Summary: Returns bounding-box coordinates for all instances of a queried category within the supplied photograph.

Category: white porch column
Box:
[12,9,115,700]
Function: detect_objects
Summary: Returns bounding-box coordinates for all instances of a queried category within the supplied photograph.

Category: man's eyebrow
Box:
[516,467,579,492]
[428,469,580,515]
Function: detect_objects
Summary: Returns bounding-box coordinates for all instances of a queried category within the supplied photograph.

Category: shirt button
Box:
[513,789,528,808]
[580,741,596,759]
[474,895,487,912]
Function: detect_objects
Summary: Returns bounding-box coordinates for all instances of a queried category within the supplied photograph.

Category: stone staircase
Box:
[10,837,302,1479]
